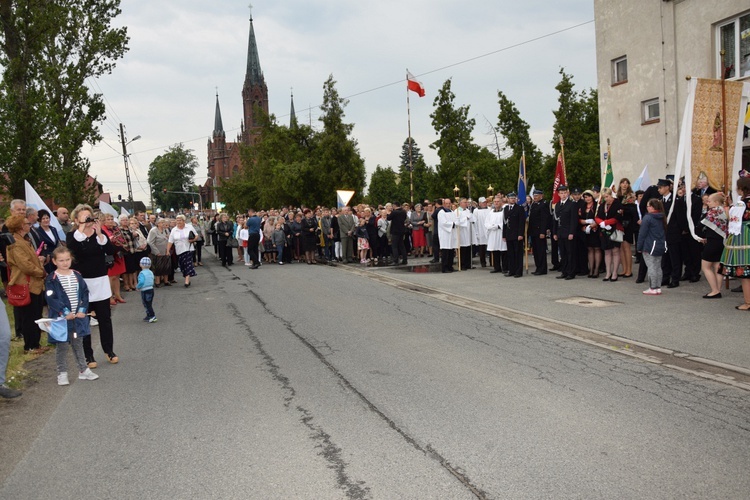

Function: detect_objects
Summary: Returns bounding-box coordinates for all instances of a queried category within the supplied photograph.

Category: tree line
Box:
[219,68,600,212]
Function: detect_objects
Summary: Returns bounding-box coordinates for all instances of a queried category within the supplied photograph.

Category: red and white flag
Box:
[406,70,425,97]
[551,153,567,205]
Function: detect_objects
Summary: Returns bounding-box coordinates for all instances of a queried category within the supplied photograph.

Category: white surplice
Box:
[485,209,507,252]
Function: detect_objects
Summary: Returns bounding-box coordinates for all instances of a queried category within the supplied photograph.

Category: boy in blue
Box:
[137,257,157,323]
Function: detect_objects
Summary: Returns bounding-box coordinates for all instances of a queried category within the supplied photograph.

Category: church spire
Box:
[290,90,297,128]
[245,13,264,86]
[213,92,225,137]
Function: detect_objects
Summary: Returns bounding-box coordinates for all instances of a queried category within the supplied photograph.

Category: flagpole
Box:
[406,70,414,205]
[720,50,729,197]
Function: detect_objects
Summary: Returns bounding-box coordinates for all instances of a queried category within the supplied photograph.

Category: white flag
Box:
[99,201,119,218]
[120,207,130,217]
[24,180,64,235]
[632,165,651,192]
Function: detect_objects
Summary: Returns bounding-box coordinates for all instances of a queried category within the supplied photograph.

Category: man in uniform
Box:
[553,185,577,280]
[528,189,549,275]
[386,202,408,265]
[472,197,490,267]
[437,198,457,273]
[485,194,507,274]
[503,192,525,278]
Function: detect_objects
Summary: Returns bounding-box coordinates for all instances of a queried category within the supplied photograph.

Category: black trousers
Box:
[193,241,203,263]
[532,236,547,273]
[246,233,260,266]
[391,234,407,264]
[506,239,523,277]
[83,298,114,361]
[476,244,487,267]
[218,240,232,265]
[490,250,503,272]
[550,237,560,267]
[459,245,472,269]
[559,236,576,277]
[441,248,455,272]
[662,238,683,283]
[17,292,44,351]
[432,232,441,261]
[685,234,702,279]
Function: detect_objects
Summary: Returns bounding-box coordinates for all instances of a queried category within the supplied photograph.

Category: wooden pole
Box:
[720,51,729,198]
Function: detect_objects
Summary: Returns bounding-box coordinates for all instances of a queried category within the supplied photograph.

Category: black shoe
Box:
[635,279,644,284]
[667,281,679,288]
[550,266,560,271]
[0,385,21,399]
[732,285,742,292]
[556,275,567,279]
[564,275,575,280]
[429,259,439,264]
[442,269,454,273]
[532,271,542,275]
[490,270,502,274]
[689,276,700,283]
[661,280,670,287]
[513,274,522,278]
[703,293,722,299]
[680,274,690,281]
[250,265,259,269]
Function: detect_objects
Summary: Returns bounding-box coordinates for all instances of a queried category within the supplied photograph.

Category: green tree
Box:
[546,68,600,192]
[0,0,128,201]
[148,144,198,211]
[367,165,400,206]
[316,74,366,205]
[430,79,479,198]
[496,90,544,195]
[398,138,435,204]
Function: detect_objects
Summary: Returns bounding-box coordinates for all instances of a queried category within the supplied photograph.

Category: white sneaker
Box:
[90,318,99,327]
[57,372,69,386]
[79,368,99,381]
[148,317,158,323]
[278,262,284,265]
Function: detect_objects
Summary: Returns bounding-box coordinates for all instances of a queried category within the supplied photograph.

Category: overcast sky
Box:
[84,0,597,202]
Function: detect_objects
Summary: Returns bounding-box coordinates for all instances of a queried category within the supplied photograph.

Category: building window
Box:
[642,98,660,124]
[612,56,627,85]
[717,12,750,79]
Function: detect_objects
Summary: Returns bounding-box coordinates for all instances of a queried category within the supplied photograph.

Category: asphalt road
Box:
[2,258,750,499]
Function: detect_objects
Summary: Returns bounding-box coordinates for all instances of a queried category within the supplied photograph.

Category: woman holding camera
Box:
[67,204,119,367]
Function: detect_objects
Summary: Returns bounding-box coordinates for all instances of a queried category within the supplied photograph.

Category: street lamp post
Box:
[119,123,141,210]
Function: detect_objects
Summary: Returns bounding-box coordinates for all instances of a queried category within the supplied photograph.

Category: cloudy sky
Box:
[85,0,597,201]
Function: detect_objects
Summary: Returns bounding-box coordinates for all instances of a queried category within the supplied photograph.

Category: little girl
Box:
[636,199,667,295]
[700,192,728,299]
[355,217,370,264]
[239,221,250,266]
[45,246,99,385]
[272,222,286,265]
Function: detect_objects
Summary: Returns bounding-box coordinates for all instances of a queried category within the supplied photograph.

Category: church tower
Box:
[241,14,269,146]
[207,93,227,181]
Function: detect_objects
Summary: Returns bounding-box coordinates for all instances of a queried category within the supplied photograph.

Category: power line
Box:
[90,18,594,164]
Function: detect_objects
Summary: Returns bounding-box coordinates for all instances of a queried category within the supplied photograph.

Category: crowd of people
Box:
[201,175,750,311]
[1,172,749,398]
[0,201,204,397]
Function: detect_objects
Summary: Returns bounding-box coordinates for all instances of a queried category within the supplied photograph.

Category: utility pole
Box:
[119,123,133,205]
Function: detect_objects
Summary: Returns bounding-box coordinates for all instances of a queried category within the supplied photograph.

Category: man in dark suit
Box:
[553,185,578,280]
[430,199,443,263]
[503,192,525,278]
[655,178,689,288]
[386,202,408,265]
[528,189,549,275]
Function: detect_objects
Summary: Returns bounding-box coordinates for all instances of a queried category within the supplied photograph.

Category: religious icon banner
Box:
[690,78,745,191]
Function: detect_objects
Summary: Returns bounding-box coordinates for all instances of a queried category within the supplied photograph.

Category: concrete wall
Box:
[594,0,750,187]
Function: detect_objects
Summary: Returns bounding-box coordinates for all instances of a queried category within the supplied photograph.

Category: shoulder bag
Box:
[7,274,31,307]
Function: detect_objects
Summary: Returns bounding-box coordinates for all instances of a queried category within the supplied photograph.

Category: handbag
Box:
[227,236,239,248]
[105,254,115,268]
[7,274,31,307]
[610,229,624,243]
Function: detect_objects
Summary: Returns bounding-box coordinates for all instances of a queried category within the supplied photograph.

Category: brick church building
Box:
[203,14,269,207]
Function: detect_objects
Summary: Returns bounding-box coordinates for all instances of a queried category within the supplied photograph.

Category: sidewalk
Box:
[358,258,750,373]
